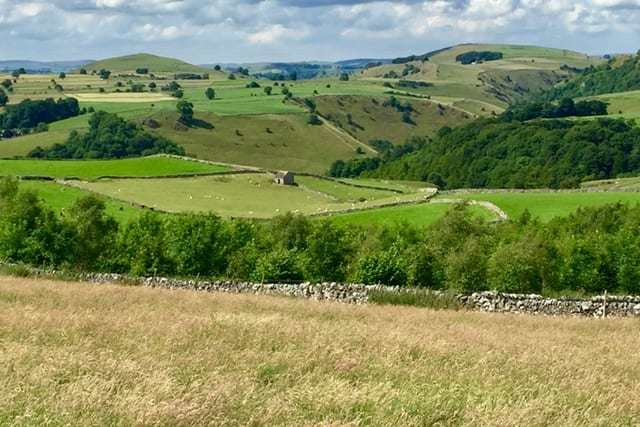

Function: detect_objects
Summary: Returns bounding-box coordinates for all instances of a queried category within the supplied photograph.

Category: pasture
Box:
[447,191,640,222]
[329,202,493,227]
[19,181,145,223]
[2,276,640,425]
[0,156,231,179]
[70,173,432,218]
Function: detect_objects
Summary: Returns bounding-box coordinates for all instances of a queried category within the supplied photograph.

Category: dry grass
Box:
[1,276,640,426]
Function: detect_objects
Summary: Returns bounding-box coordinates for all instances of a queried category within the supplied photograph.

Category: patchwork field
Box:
[0,156,231,179]
[70,173,434,218]
[446,191,640,222]
[2,276,640,425]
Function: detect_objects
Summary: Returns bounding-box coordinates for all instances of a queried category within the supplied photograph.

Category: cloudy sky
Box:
[1,0,639,63]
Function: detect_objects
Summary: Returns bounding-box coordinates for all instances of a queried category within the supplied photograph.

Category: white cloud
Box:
[0,0,639,62]
[247,24,308,44]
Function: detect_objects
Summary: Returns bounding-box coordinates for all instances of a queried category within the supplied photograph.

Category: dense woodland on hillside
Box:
[2,177,640,295]
[366,118,640,188]
[545,53,640,99]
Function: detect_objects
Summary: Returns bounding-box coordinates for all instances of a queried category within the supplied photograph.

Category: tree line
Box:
[0,98,80,132]
[2,177,640,295]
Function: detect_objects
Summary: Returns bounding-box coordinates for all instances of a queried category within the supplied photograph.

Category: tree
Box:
[307,113,322,125]
[136,68,149,74]
[58,72,66,79]
[79,68,87,75]
[63,195,118,271]
[263,86,272,96]
[0,89,7,107]
[205,87,215,100]
[214,65,221,71]
[281,87,290,96]
[339,73,349,81]
[148,82,157,90]
[177,100,194,124]
[98,69,111,80]
[1,79,11,89]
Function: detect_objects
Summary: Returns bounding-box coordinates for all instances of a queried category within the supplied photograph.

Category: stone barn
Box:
[274,171,295,186]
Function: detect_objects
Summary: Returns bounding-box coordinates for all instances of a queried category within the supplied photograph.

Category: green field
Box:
[296,175,397,202]
[448,191,640,222]
[70,173,429,219]
[329,202,493,227]
[0,157,231,179]
[20,181,146,223]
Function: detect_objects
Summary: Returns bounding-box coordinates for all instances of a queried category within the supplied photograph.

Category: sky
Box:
[1,0,639,63]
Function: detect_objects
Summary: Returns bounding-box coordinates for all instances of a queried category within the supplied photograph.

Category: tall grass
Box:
[368,288,463,310]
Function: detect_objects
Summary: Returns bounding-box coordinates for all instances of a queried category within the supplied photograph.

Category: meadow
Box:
[448,191,640,221]
[2,276,640,425]
[329,202,493,227]
[70,173,432,219]
[19,181,146,223]
[0,156,231,179]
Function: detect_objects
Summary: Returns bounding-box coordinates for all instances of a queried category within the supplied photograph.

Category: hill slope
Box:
[83,53,213,74]
[360,44,602,108]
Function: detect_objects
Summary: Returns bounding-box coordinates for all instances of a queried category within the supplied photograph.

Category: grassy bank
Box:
[1,276,639,425]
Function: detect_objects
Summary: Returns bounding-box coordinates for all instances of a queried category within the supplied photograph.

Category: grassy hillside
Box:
[314,95,473,145]
[82,53,214,75]
[146,111,369,174]
[359,44,602,109]
[3,276,640,425]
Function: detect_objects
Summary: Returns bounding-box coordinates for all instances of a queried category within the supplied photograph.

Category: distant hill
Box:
[204,58,391,79]
[360,44,603,108]
[544,53,640,100]
[83,53,215,74]
[0,60,92,73]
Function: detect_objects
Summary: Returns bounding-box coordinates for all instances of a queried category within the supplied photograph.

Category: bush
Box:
[354,246,408,286]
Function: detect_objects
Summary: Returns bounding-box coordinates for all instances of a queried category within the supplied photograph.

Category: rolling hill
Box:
[360,44,603,109]
[82,53,217,75]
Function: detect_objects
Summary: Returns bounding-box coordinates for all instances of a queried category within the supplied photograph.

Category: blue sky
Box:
[1,0,639,63]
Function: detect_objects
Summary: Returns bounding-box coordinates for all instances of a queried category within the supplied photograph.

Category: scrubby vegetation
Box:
[3,177,640,295]
[28,111,184,159]
[367,118,640,188]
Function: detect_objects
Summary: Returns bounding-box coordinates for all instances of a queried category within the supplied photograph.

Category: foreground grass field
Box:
[448,191,640,221]
[0,156,231,179]
[1,276,639,425]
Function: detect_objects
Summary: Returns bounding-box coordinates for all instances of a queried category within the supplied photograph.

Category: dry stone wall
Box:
[80,273,640,317]
[7,266,640,317]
